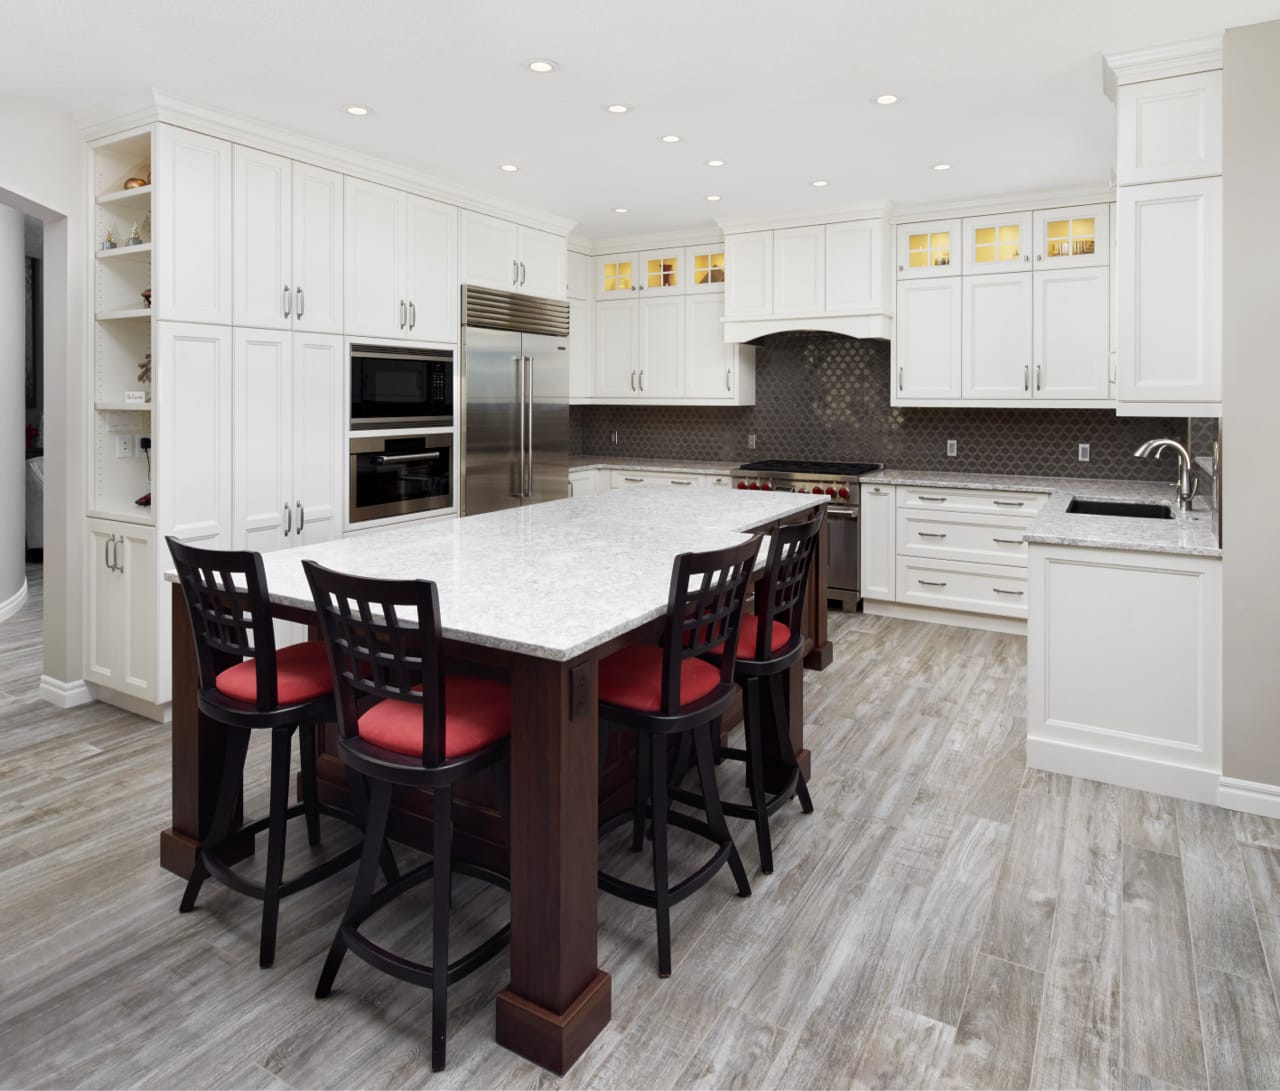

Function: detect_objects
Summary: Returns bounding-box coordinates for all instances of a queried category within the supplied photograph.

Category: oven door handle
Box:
[373,452,442,464]
[826,507,859,519]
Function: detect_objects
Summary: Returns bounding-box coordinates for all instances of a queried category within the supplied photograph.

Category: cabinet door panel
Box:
[636,246,684,298]
[685,293,732,399]
[724,232,772,317]
[116,526,157,700]
[1033,204,1109,270]
[896,219,961,279]
[636,296,684,396]
[232,146,291,330]
[963,212,1032,275]
[686,244,726,294]
[596,251,638,301]
[568,297,593,399]
[826,219,884,312]
[232,328,291,554]
[518,226,567,299]
[84,521,122,687]
[404,194,458,342]
[1117,70,1222,185]
[962,273,1033,400]
[896,279,962,398]
[292,333,345,544]
[859,484,896,601]
[593,298,638,397]
[460,211,520,292]
[566,250,589,300]
[773,226,825,314]
[292,162,344,333]
[1033,267,1110,400]
[344,178,403,339]
[154,125,232,324]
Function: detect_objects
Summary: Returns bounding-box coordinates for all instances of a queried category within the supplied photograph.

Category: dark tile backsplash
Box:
[572,331,1205,483]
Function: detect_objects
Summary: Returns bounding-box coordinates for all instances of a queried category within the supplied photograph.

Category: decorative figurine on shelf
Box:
[123,177,147,190]
[101,228,116,251]
[126,223,144,246]
[137,352,152,402]
[141,288,152,309]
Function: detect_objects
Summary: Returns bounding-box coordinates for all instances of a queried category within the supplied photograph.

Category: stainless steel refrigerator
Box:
[460,286,570,516]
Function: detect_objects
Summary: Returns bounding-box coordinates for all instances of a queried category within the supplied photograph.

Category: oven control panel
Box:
[731,475,854,503]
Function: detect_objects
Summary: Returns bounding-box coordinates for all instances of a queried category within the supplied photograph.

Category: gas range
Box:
[730,459,882,503]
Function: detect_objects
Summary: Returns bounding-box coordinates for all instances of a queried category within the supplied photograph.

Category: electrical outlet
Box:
[747,433,757,450]
[610,429,619,446]
[946,439,957,457]
[1078,443,1091,462]
[114,434,132,459]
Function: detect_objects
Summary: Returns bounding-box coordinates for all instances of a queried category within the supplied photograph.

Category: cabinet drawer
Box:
[897,510,1030,568]
[897,557,1029,618]
[610,470,702,488]
[898,485,1048,516]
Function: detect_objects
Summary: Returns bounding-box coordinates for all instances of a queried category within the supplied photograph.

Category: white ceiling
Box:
[2,0,1279,239]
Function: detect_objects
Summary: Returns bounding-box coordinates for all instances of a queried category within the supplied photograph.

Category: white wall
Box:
[1222,19,1280,788]
[0,97,87,697]
[0,204,25,618]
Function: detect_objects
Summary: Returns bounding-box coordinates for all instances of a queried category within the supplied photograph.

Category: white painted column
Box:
[0,202,26,620]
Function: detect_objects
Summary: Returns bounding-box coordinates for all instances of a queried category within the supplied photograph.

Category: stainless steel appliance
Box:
[460,286,570,516]
[349,433,453,523]
[350,344,453,429]
[730,459,882,610]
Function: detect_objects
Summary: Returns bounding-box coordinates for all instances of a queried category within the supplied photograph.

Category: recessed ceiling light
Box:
[932,162,952,171]
[607,104,629,113]
[706,194,721,201]
[811,179,829,187]
[344,105,370,116]
[528,60,557,73]
[706,159,725,167]
[875,94,899,105]
[500,164,519,172]
[661,134,681,143]
[613,207,629,214]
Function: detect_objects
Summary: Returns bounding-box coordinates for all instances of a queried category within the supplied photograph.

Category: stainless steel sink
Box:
[1066,498,1174,519]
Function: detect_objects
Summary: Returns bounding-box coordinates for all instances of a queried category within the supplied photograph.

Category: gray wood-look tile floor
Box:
[4,562,1280,1089]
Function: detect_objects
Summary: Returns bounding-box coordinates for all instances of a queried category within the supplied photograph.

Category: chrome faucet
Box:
[1134,438,1197,510]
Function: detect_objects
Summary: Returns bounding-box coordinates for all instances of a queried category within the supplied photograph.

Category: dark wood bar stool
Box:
[166,538,371,968]
[672,513,824,873]
[303,561,512,1073]
[596,536,761,977]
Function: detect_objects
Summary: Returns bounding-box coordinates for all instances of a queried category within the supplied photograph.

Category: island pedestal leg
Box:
[495,654,611,1075]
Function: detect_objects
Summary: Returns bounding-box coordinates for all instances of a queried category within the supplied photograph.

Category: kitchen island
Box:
[161,486,827,1073]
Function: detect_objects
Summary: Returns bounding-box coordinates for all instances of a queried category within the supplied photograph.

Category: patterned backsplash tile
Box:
[572,331,1205,483]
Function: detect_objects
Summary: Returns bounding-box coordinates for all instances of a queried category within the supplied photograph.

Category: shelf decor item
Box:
[123,177,147,190]
[140,289,152,309]
[101,229,116,251]
[126,224,144,246]
[136,352,152,401]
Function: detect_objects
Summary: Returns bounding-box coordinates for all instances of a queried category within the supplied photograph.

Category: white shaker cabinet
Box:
[460,210,565,299]
[772,225,825,314]
[1117,70,1223,185]
[291,162,345,334]
[404,194,458,342]
[826,219,886,313]
[232,146,291,330]
[724,231,772,317]
[153,125,232,324]
[84,518,158,703]
[568,296,593,400]
[962,273,1033,400]
[1033,267,1111,400]
[517,225,567,298]
[635,296,684,397]
[895,278,962,398]
[896,219,962,279]
[1032,205,1109,270]
[594,298,639,397]
[859,483,896,601]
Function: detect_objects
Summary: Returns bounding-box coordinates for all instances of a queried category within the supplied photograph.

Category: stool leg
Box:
[670,732,693,792]
[299,724,321,847]
[631,733,649,853]
[350,770,400,885]
[432,784,453,1073]
[693,724,751,900]
[260,726,294,968]
[649,735,672,978]
[769,673,812,814]
[743,681,774,874]
[317,779,392,999]
[181,725,250,913]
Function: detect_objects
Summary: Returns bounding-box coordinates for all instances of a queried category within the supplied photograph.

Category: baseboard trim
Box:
[1218,777,1280,820]
[38,675,97,709]
[1028,735,1220,803]
[862,598,1027,636]
[0,579,28,623]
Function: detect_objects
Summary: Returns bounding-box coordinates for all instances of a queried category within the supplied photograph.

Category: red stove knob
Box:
[761,482,772,491]
[736,481,748,489]
[838,487,850,499]
[825,487,836,497]
[811,486,823,495]
[748,482,760,490]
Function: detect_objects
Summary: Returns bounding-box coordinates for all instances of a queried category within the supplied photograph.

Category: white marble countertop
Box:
[569,456,740,476]
[862,468,1220,558]
[167,488,824,661]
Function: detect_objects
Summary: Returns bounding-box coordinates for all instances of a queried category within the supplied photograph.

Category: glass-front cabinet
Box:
[595,248,685,298]
[963,212,1032,273]
[895,218,962,279]
[1033,204,1109,269]
[686,244,726,293]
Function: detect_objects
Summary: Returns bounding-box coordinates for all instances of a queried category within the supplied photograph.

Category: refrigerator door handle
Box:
[525,354,534,497]
[514,355,526,498]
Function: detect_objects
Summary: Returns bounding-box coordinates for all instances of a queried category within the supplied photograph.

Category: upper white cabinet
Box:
[1034,267,1111,400]
[895,219,961,279]
[685,293,754,401]
[232,148,344,333]
[154,125,232,324]
[826,219,886,313]
[1032,205,1109,270]
[596,246,686,300]
[724,231,773,317]
[460,210,565,299]
[963,212,1032,274]
[895,278,962,399]
[1117,70,1222,185]
[635,296,684,397]
[566,250,590,301]
[345,178,457,343]
[772,226,825,314]
[962,273,1033,400]
[686,243,726,294]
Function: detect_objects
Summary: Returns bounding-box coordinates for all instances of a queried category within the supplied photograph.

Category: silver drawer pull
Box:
[993,500,1025,507]
[917,532,947,539]
[993,587,1025,596]
[918,579,948,588]
[992,537,1024,545]
[918,495,948,502]
[623,477,644,483]
[671,480,693,486]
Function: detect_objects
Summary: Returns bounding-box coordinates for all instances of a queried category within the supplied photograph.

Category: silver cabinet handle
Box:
[105,536,113,572]
[296,286,304,318]
[639,370,645,391]
[918,495,948,502]
[1035,365,1042,391]
[115,536,124,574]
[869,487,887,495]
[671,480,693,486]
[284,504,292,537]
[898,366,904,391]
[513,260,519,285]
[898,264,904,272]
[917,531,947,539]
[1036,253,1043,262]
[283,284,292,318]
[993,587,1025,596]
[520,261,526,287]
[918,579,948,587]
[993,499,1025,507]
[726,367,732,392]
[623,477,644,483]
[297,501,304,533]
[408,300,416,330]
[992,537,1024,545]
[630,370,636,391]
[399,300,407,329]
[1024,365,1029,391]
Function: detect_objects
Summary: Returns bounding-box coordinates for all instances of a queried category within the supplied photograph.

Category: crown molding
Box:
[76,89,577,236]
[1103,35,1223,100]
[574,224,723,256]
[716,200,892,235]
[892,182,1115,224]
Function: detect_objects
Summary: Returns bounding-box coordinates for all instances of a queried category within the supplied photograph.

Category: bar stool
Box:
[303,561,513,1073]
[166,538,374,968]
[596,536,761,977]
[672,513,823,873]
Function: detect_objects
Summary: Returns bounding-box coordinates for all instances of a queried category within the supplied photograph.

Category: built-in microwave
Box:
[350,345,453,429]
[349,434,453,523]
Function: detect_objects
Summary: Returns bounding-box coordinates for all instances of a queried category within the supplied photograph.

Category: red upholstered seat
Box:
[598,644,722,713]
[734,615,792,661]
[214,641,333,706]
[357,677,512,759]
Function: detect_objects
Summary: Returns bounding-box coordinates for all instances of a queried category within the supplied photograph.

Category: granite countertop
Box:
[570,456,740,476]
[166,488,823,661]
[863,468,1220,558]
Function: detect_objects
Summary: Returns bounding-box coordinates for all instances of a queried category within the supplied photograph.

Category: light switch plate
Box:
[946,439,957,457]
[1078,443,1091,462]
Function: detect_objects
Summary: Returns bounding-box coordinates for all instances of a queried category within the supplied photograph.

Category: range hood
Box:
[722,312,893,343]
